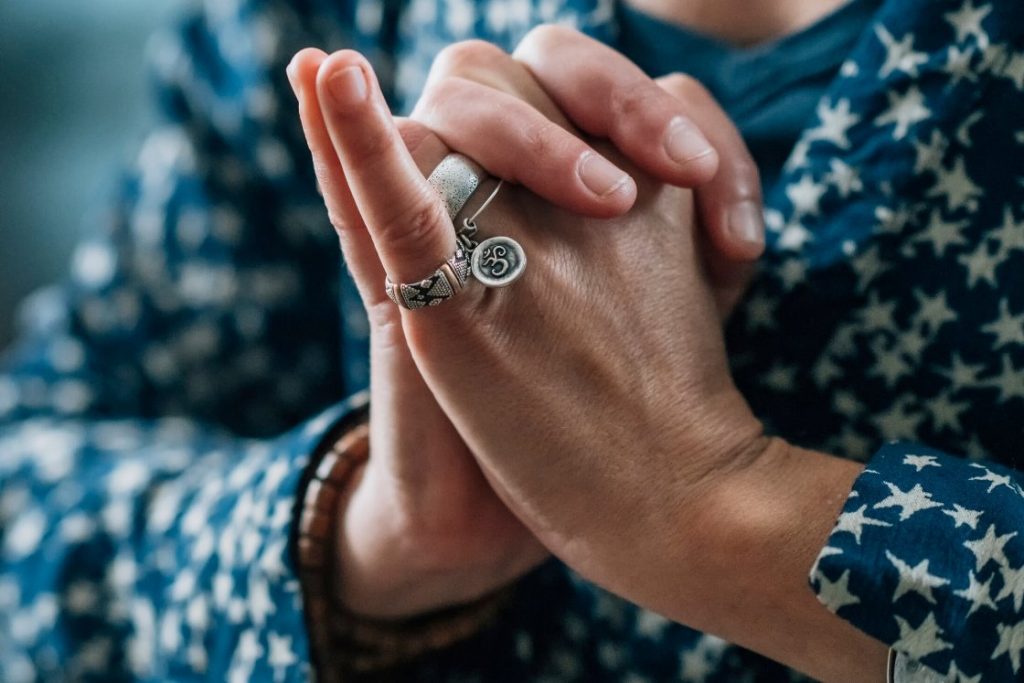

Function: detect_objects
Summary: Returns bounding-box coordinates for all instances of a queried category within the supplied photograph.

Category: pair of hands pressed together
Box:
[287,27,886,683]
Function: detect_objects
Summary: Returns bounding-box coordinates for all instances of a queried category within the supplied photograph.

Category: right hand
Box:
[285,29,764,619]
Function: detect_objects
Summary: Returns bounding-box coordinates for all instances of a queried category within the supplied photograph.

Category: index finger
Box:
[315,50,458,286]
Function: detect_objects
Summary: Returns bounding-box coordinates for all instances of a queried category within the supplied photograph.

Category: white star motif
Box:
[914,289,958,333]
[807,98,861,148]
[778,258,807,290]
[996,563,1024,611]
[963,524,1017,571]
[875,482,943,521]
[953,570,997,615]
[992,619,1024,673]
[984,354,1024,403]
[678,636,726,682]
[990,205,1024,260]
[267,632,298,683]
[874,397,925,440]
[816,569,861,612]
[944,0,992,48]
[903,454,940,472]
[635,610,670,638]
[928,157,983,212]
[875,25,929,78]
[929,389,966,432]
[851,244,891,292]
[870,339,910,388]
[893,612,953,659]
[834,504,892,544]
[875,85,931,140]
[786,175,827,217]
[913,208,968,257]
[886,551,950,603]
[969,463,1016,494]
[982,299,1024,349]
[778,221,813,250]
[912,129,949,175]
[943,45,978,86]
[941,353,985,391]
[825,158,863,197]
[958,241,1001,288]
[944,661,982,683]
[860,291,898,330]
[942,503,982,530]
[1002,51,1024,90]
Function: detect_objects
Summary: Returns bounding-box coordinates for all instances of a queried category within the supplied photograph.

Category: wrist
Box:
[679,439,884,683]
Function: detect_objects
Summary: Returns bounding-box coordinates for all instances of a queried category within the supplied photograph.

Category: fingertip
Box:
[720,200,766,262]
[675,147,720,186]
[287,48,328,90]
[605,175,639,217]
[316,50,379,111]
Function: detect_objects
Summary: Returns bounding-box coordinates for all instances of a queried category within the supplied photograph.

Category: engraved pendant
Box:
[470,236,527,288]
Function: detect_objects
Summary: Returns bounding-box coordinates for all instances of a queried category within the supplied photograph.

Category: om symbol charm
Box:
[471,236,527,288]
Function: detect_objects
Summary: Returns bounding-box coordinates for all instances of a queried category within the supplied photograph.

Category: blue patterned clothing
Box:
[0,0,1022,681]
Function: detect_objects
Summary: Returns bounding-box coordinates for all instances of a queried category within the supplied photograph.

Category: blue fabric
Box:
[616,0,881,189]
[0,0,1022,680]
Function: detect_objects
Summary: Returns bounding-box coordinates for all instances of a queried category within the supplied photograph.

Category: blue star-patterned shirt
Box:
[1,0,1023,681]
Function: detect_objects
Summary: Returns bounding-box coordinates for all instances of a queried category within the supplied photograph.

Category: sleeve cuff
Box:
[809,441,1024,680]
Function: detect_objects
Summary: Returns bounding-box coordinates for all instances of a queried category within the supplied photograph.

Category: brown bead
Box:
[303,479,338,513]
[299,510,333,540]
[315,452,356,485]
[334,423,370,461]
[297,537,327,569]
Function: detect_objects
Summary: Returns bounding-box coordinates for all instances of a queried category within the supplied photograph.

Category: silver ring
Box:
[384,246,471,310]
[428,154,485,219]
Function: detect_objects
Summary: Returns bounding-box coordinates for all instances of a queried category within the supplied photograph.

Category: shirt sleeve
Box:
[0,396,373,682]
[0,0,383,679]
[810,442,1024,681]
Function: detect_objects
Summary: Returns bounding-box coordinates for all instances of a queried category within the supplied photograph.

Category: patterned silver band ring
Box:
[428,153,485,219]
[384,246,472,310]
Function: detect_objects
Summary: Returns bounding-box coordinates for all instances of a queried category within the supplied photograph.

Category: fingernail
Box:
[663,117,714,166]
[326,65,368,111]
[727,200,765,247]
[578,152,631,198]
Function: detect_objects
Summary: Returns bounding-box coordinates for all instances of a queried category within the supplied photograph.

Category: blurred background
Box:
[0,0,182,348]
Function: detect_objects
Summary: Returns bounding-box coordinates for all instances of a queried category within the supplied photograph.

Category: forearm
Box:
[650,439,888,683]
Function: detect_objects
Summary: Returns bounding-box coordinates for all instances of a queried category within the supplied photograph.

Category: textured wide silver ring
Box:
[428,154,485,219]
[384,246,472,310]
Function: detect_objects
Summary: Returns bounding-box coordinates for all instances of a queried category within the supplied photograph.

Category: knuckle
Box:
[376,195,448,251]
[326,208,348,233]
[518,119,561,160]
[432,40,505,77]
[517,24,574,56]
[730,159,763,200]
[353,124,397,165]
[658,72,708,100]
[608,80,662,122]
[415,76,464,121]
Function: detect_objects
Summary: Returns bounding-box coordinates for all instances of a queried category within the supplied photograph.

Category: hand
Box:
[286,28,765,619]
[413,27,766,316]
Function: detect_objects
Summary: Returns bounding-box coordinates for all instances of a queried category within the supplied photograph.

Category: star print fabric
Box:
[812,445,1024,681]
[1,0,1024,681]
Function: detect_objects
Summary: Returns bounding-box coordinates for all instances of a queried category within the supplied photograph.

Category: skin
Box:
[287,31,765,617]
[287,5,890,682]
[624,0,851,46]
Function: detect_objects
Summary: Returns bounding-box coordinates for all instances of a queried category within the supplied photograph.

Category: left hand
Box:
[314,48,771,614]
